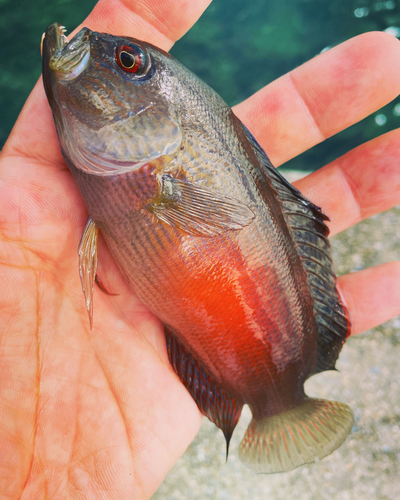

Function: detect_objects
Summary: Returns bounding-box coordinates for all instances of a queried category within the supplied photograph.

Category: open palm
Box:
[1,1,400,498]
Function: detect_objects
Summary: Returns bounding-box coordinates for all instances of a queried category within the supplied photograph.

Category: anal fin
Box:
[165,326,242,455]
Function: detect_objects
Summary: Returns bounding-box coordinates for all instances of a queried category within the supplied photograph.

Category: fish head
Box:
[42,22,182,175]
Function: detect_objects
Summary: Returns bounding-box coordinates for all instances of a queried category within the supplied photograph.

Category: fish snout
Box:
[42,23,92,81]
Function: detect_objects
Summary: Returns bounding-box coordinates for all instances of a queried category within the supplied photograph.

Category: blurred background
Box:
[0,0,399,172]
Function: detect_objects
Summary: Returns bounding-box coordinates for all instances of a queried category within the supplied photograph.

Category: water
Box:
[0,0,399,171]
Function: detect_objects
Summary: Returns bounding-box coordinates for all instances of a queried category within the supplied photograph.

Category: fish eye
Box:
[116,44,150,76]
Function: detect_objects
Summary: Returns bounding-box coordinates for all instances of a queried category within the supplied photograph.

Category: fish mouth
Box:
[43,23,92,80]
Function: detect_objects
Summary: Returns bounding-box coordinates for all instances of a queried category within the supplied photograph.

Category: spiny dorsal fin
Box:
[165,326,243,455]
[242,125,351,373]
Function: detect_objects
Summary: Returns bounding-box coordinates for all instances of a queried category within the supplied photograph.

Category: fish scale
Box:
[42,22,354,474]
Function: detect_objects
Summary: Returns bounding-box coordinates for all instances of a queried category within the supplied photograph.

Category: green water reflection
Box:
[0,0,399,171]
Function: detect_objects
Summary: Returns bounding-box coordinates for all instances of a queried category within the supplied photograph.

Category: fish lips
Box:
[43,23,92,81]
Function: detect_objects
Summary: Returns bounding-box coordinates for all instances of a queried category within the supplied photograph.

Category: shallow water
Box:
[0,0,399,172]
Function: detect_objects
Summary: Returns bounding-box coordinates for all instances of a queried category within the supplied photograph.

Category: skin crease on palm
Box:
[0,0,400,497]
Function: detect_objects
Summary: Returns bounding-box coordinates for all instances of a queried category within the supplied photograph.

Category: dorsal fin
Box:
[242,124,351,373]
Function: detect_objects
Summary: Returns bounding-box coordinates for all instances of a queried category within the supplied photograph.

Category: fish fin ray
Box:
[95,275,119,296]
[78,216,99,329]
[242,125,351,373]
[165,326,242,451]
[239,398,354,473]
[149,173,254,237]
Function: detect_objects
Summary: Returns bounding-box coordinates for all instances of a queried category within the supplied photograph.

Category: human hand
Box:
[0,0,399,498]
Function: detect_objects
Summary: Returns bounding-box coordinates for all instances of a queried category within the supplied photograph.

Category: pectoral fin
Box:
[149,174,254,237]
[78,216,98,329]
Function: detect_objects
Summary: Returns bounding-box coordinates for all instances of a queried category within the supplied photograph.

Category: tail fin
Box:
[239,398,353,473]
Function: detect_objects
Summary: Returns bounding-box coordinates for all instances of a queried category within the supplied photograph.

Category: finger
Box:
[338,262,400,336]
[89,0,212,50]
[233,32,400,166]
[292,128,400,236]
[2,0,212,165]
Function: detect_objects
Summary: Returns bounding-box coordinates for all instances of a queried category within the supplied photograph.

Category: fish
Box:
[41,22,354,473]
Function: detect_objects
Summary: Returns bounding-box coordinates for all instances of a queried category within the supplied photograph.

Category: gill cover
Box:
[61,101,182,176]
[43,25,182,176]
